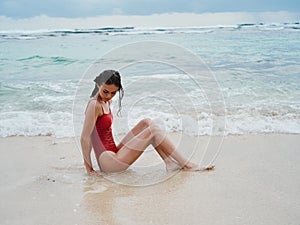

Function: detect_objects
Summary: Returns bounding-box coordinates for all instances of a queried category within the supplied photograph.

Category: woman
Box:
[80,70,214,175]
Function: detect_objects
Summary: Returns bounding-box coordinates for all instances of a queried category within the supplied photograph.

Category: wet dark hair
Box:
[90,70,124,115]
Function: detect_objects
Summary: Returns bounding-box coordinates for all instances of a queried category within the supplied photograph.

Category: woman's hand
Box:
[87,169,101,176]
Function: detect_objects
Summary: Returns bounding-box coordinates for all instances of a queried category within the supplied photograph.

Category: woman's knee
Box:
[138,118,164,141]
[140,118,152,128]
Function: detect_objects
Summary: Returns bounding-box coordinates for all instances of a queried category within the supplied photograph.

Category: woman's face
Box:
[97,83,119,102]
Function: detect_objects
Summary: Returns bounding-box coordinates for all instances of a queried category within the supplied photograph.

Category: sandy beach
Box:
[0,134,299,225]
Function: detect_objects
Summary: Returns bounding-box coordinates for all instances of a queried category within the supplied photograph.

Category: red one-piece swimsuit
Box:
[91,107,118,161]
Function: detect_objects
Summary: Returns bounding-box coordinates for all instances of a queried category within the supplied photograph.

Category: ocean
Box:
[1,23,300,138]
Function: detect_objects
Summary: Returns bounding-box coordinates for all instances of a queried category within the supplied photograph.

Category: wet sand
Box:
[0,134,299,225]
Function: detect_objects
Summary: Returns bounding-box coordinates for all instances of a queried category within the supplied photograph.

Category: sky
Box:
[0,0,299,30]
[0,0,299,18]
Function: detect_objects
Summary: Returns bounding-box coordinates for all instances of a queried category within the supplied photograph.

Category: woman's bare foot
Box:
[183,162,201,171]
[204,165,215,171]
[183,163,215,172]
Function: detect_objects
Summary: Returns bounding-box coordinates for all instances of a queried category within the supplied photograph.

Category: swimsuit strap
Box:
[85,97,110,115]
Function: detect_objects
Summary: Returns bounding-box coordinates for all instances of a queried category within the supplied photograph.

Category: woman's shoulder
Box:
[86,98,103,116]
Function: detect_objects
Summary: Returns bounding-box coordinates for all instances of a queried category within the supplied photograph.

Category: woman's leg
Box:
[117,119,182,168]
[99,118,200,173]
[99,120,155,172]
[148,125,201,170]
[116,118,152,150]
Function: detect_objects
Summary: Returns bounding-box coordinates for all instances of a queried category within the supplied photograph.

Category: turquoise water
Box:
[0,24,300,137]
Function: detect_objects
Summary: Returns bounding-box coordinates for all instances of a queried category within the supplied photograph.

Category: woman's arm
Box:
[80,100,102,175]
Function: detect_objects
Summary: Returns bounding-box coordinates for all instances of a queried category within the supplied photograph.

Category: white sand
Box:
[0,134,299,225]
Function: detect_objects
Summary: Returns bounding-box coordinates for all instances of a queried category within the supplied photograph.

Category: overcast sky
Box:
[1,0,299,18]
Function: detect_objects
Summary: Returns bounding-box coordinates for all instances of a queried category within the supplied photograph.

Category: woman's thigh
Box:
[100,122,154,173]
[99,151,129,173]
[99,147,144,173]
